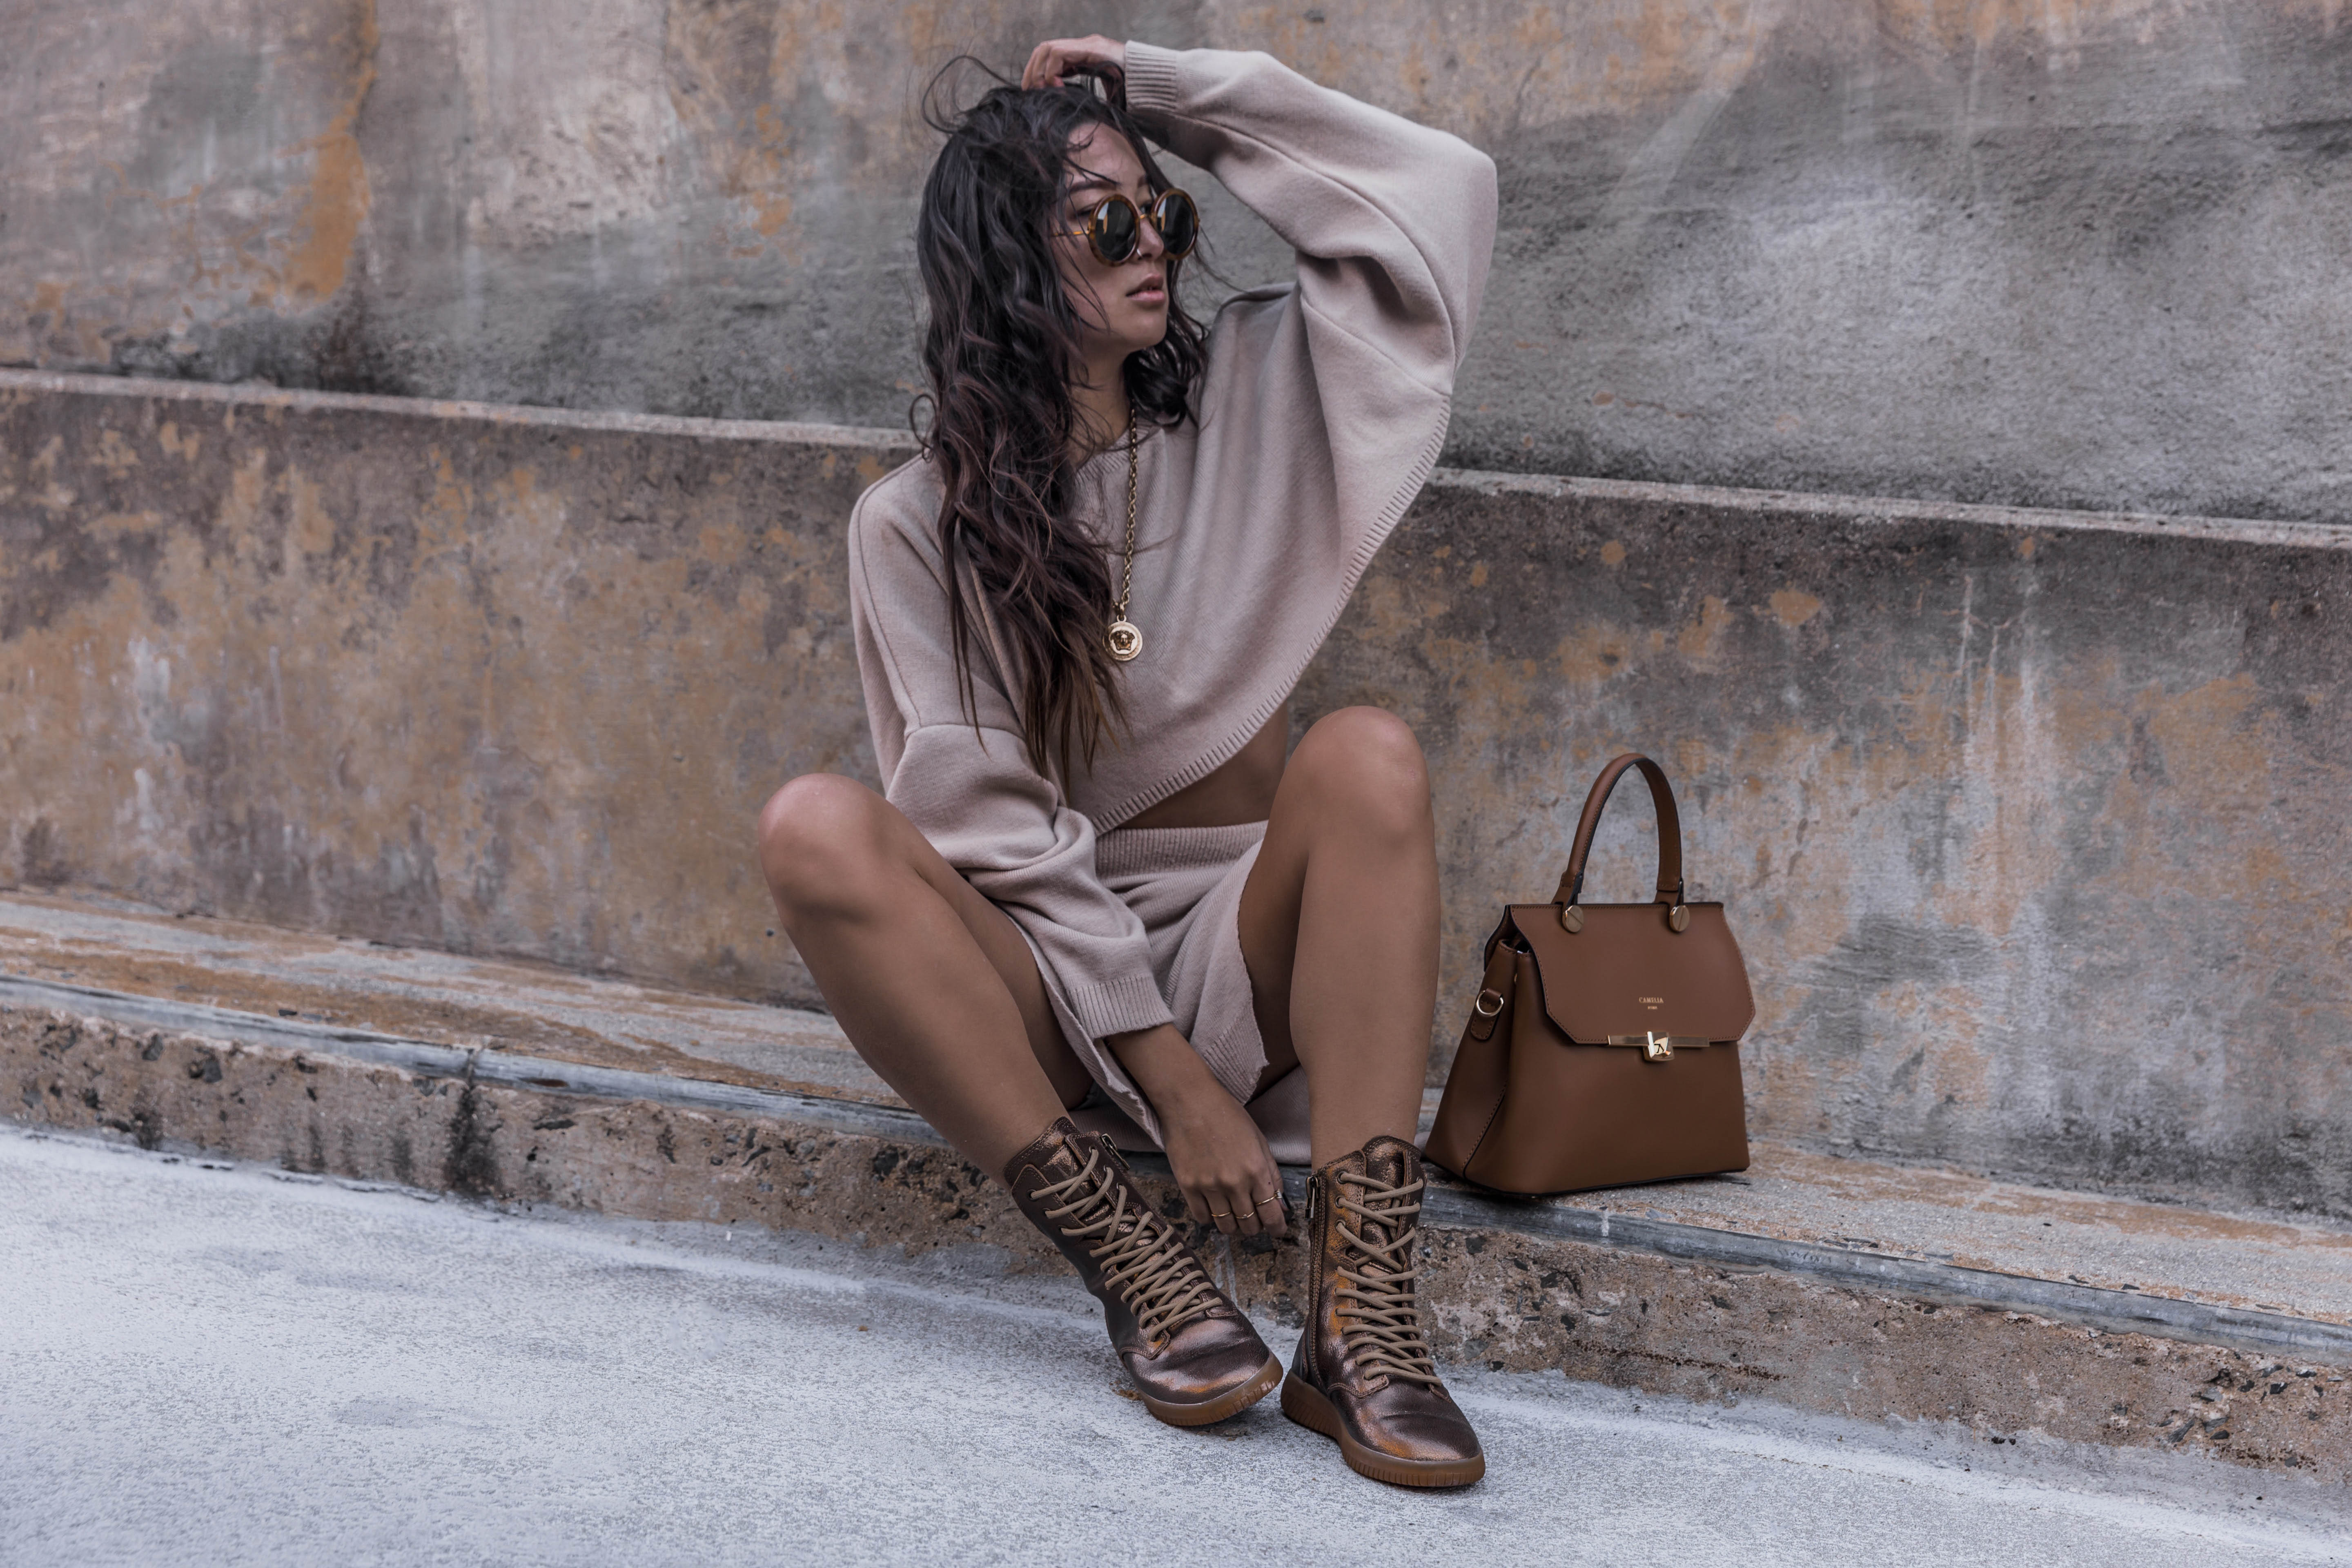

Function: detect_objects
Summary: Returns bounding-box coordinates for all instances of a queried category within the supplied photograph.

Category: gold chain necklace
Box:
[1106,406,1143,663]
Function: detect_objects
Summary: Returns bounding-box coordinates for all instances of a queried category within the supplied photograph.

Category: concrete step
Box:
[6,890,2348,1484]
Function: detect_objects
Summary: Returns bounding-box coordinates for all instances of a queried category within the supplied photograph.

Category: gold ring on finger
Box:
[1209,1211,1231,1221]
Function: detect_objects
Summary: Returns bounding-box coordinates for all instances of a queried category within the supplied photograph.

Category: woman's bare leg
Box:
[768,775,1286,1425]
[757,774,1091,1174]
[1236,707,1440,1168]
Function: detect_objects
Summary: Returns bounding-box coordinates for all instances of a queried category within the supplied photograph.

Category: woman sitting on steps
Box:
[757,32,1497,1489]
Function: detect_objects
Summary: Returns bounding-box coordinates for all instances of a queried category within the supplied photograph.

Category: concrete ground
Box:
[4,1127,2345,1568]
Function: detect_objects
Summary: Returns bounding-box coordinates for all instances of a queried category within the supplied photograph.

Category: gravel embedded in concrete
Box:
[3,1126,2345,1568]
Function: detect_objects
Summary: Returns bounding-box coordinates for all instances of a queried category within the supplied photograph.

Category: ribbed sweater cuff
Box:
[1121,42,1184,121]
[1064,972,1176,1042]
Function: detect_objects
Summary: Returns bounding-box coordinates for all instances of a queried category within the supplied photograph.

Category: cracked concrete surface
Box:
[3,1125,2348,1568]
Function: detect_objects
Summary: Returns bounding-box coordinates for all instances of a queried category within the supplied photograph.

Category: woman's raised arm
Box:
[1120,41,1497,392]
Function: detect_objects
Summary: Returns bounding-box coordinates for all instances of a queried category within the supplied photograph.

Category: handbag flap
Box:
[1506,903,1755,1045]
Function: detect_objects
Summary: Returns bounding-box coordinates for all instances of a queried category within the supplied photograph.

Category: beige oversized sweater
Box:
[849,42,1497,1049]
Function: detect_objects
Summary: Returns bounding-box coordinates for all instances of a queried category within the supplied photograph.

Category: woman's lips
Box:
[1127,275,1167,301]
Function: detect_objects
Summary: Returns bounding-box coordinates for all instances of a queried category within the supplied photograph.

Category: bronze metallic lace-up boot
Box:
[1003,1117,1282,1427]
[1283,1135,1484,1486]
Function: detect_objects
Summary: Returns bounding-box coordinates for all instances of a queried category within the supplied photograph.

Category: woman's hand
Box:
[1105,1023,1288,1238]
[1022,36,1127,92]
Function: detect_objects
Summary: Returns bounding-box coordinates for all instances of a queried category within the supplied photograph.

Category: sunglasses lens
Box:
[1154,192,1199,258]
[1093,198,1139,264]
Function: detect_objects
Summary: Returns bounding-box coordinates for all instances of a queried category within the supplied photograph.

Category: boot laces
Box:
[1036,1143,1221,1346]
[1334,1169,1441,1388]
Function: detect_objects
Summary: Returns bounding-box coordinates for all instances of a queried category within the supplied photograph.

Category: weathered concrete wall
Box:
[8,2,2352,523]
[0,371,897,1000]
[1303,470,2352,1219]
[4,373,2347,1216]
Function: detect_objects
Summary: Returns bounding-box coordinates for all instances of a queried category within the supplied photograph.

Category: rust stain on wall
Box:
[1676,593,1732,664]
[1768,588,1822,627]
[278,1,380,306]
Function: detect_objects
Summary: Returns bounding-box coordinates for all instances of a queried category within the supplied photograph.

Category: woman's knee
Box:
[756,774,897,916]
[1287,707,1431,834]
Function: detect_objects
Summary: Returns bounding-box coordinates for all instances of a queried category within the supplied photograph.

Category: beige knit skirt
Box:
[1036,822,1311,1165]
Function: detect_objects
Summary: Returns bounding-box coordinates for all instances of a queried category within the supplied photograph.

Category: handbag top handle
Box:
[1549,753,1685,908]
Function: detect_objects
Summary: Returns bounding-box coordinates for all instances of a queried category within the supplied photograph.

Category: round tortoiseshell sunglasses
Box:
[1055,188,1201,266]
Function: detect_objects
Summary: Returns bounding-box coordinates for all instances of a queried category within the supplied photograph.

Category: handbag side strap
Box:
[1549,753,1686,907]
[1464,937,1519,1042]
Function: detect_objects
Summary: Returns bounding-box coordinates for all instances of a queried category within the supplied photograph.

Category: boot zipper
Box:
[1305,1175,1324,1384]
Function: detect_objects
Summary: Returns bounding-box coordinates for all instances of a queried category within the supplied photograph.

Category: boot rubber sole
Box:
[1140,1352,1283,1428]
[1280,1372,1486,1488]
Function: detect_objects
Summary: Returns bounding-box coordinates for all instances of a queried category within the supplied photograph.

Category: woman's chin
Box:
[1116,308,1170,355]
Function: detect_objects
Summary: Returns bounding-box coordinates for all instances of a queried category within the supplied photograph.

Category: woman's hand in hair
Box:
[1021,35,1126,92]
[1104,1023,1288,1239]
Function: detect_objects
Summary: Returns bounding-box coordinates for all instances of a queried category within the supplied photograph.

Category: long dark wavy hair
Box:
[914,66,1208,781]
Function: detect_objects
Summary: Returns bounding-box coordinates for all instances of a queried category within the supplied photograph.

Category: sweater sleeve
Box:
[847,481,1175,1045]
[1120,42,1497,393]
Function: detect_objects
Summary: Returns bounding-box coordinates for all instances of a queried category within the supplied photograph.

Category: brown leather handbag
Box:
[1424,754,1755,1195]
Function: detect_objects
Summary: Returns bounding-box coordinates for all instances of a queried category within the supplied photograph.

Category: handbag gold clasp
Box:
[1474,988,1504,1018]
[1606,1031,1708,1061]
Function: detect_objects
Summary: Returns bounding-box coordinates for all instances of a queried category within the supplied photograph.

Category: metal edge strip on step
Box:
[0,368,921,455]
[9,973,2350,1361]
